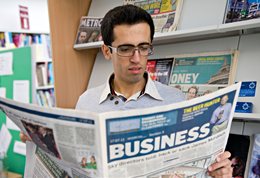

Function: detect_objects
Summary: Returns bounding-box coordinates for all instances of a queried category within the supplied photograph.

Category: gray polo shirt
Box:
[76,73,185,113]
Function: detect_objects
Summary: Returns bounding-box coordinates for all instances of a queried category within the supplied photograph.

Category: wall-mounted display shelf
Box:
[234,113,260,122]
[74,18,260,50]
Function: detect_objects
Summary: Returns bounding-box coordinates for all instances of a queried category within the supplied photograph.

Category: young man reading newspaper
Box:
[76,5,232,177]
[22,4,233,177]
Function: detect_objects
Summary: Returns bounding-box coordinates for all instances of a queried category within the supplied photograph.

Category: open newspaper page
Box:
[169,50,239,99]
[0,82,240,178]
[98,83,241,178]
[0,99,102,178]
[124,0,183,33]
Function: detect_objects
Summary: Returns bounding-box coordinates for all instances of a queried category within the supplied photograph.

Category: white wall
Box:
[177,0,227,30]
[0,0,49,33]
[236,33,260,113]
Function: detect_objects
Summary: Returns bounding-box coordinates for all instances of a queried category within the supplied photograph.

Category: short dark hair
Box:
[101,4,154,46]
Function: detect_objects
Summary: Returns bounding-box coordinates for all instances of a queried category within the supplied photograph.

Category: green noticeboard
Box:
[0,46,32,175]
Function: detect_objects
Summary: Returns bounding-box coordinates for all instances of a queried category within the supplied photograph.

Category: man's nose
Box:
[130,49,142,63]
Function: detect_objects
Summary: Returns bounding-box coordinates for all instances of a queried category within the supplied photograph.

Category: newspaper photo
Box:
[74,16,103,45]
[169,51,239,100]
[124,0,183,33]
[0,82,241,178]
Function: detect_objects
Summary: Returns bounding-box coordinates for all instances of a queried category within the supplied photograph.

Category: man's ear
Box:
[101,45,112,60]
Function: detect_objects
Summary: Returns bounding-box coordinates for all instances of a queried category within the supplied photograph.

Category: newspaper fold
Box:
[0,82,241,178]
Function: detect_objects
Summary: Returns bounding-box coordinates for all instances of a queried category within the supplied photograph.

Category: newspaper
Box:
[124,0,183,33]
[0,82,241,178]
[147,51,238,100]
[224,0,260,24]
[74,16,103,45]
[169,51,239,98]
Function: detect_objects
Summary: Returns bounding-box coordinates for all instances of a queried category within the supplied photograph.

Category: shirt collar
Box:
[99,72,163,104]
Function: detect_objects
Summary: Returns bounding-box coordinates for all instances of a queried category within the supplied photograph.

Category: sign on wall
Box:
[19,5,30,30]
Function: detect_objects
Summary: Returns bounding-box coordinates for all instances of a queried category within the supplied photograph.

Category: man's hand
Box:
[19,132,31,143]
[207,151,233,178]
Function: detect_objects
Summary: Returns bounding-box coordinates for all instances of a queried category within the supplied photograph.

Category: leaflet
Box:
[0,82,241,178]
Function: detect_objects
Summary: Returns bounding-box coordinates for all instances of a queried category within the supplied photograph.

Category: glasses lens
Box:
[139,45,153,56]
[117,45,153,57]
[117,45,134,56]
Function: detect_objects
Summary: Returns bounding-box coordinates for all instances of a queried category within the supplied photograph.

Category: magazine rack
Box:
[74,18,260,50]
[48,0,260,121]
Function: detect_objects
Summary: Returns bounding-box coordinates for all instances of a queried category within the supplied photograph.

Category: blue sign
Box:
[239,81,257,97]
[235,102,253,113]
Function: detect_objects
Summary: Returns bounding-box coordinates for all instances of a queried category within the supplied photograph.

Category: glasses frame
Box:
[107,44,154,57]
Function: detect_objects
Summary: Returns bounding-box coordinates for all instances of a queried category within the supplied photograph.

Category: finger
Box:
[208,159,232,177]
[209,158,232,170]
[208,166,233,177]
[217,151,231,161]
[19,132,31,142]
[20,132,27,143]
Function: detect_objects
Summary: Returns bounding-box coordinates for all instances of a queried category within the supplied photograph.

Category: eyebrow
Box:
[117,42,151,47]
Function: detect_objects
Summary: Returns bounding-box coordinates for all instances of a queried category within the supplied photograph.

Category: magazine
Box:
[247,133,260,178]
[124,0,183,33]
[169,50,239,100]
[146,58,174,85]
[225,134,251,178]
[74,16,103,45]
[0,82,241,178]
[224,0,260,23]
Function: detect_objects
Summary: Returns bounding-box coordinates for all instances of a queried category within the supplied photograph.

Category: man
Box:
[81,157,88,168]
[76,4,232,177]
[87,30,100,42]
[38,126,60,158]
[77,31,88,44]
[210,94,232,135]
[186,86,198,100]
[76,6,184,112]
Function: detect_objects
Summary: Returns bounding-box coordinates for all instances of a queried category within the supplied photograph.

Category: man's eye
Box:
[139,46,149,51]
[119,46,133,52]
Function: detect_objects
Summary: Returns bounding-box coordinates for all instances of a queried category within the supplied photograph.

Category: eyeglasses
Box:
[107,44,154,57]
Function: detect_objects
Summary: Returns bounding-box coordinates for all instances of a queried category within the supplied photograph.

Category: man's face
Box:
[91,31,98,38]
[187,88,197,100]
[220,95,228,105]
[108,22,151,85]
[79,32,87,43]
[38,127,46,135]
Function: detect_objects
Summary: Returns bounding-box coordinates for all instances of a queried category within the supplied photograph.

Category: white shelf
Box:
[218,18,260,32]
[33,58,52,63]
[74,18,260,50]
[234,113,260,122]
[36,85,54,90]
[74,41,103,50]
